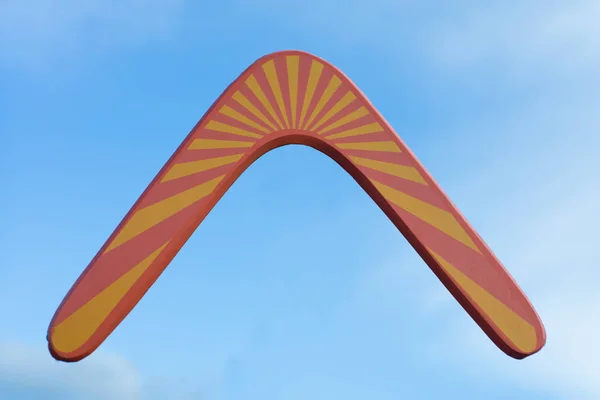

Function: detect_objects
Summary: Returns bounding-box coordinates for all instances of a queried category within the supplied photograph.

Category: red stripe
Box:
[210,110,268,136]
[194,128,258,143]
[317,101,364,133]
[387,204,535,324]
[139,163,235,207]
[302,67,334,128]
[177,148,251,163]
[329,129,395,144]
[343,149,415,164]
[225,93,274,132]
[296,56,313,129]
[252,63,288,129]
[274,56,292,128]
[322,114,378,137]
[306,82,354,132]
[53,198,211,325]
[360,168,448,210]
[238,82,280,129]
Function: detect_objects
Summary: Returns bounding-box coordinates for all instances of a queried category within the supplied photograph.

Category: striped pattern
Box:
[48,50,545,363]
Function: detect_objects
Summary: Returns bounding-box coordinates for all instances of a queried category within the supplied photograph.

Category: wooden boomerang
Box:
[47,50,546,362]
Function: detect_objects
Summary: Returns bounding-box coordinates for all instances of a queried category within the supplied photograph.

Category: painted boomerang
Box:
[48,50,546,362]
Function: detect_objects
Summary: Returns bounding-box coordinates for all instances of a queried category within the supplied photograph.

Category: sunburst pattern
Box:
[48,51,545,363]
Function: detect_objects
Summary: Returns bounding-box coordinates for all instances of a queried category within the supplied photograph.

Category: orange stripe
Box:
[318,106,369,135]
[246,74,284,129]
[189,138,255,150]
[298,60,323,128]
[51,243,169,353]
[311,91,356,132]
[161,154,243,182]
[336,141,401,153]
[325,122,383,140]
[205,120,263,139]
[428,248,538,353]
[371,180,479,252]
[104,176,224,253]
[350,156,427,185]
[262,60,290,128]
[218,105,271,134]
[286,56,299,128]
[303,75,342,129]
[232,91,277,131]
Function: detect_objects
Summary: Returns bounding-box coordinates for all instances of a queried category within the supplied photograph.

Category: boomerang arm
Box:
[310,137,545,359]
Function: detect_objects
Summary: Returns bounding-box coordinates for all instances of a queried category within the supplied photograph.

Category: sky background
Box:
[1,0,600,399]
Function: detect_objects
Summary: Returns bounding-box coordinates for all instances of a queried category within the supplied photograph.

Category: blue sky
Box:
[1,0,600,399]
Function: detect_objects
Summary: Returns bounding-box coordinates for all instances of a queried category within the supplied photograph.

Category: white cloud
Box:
[237,0,600,81]
[0,341,217,399]
[0,341,143,399]
[424,0,600,75]
[0,0,184,70]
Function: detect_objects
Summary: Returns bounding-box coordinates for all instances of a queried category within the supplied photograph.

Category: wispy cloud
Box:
[425,0,600,75]
[238,0,600,81]
[0,341,219,399]
[0,0,184,71]
[435,181,600,399]
[0,342,142,399]
[355,88,600,398]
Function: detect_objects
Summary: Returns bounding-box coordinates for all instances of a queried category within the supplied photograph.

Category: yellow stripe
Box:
[428,248,537,353]
[311,91,356,132]
[325,122,383,140]
[318,106,369,135]
[262,60,290,128]
[104,176,224,253]
[371,180,479,252]
[298,60,323,128]
[336,141,401,152]
[350,156,427,185]
[161,154,243,182]
[287,56,299,128]
[303,75,342,129]
[219,105,271,134]
[246,74,284,129]
[232,91,277,131]
[51,243,169,353]
[189,138,254,150]
[205,120,262,139]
